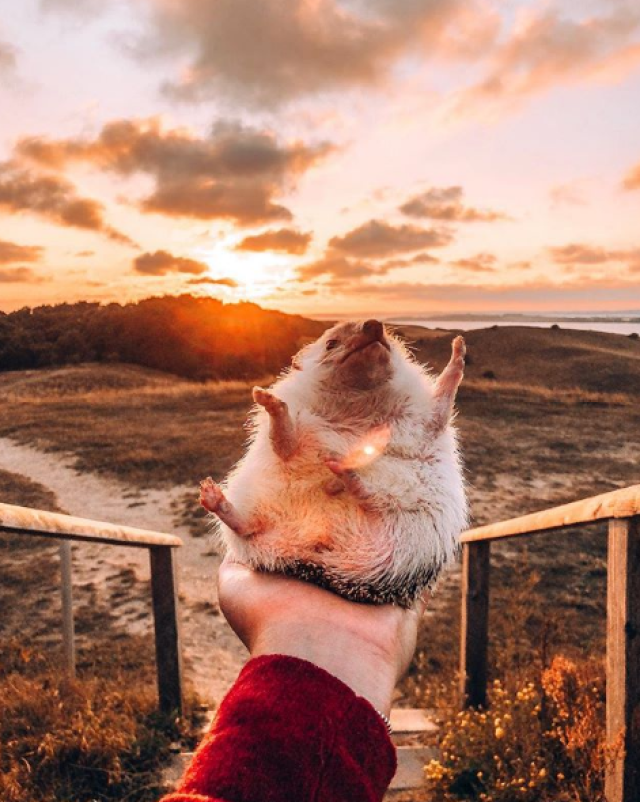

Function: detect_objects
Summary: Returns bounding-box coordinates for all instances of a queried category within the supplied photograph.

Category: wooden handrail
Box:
[461,483,640,544]
[459,484,640,802]
[0,501,182,548]
[1,501,183,715]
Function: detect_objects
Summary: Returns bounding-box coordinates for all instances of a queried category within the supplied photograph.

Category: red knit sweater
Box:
[160,654,397,802]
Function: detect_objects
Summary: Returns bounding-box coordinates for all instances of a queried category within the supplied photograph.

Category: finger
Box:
[414,589,431,618]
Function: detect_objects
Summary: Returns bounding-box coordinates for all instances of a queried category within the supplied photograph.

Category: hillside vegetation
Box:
[0,295,326,380]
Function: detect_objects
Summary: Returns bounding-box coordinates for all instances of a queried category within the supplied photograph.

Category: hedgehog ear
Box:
[291,353,303,371]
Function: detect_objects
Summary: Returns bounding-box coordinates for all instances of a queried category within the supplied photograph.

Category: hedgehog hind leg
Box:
[199,477,254,537]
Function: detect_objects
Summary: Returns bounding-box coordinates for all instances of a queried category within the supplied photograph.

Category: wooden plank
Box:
[460,541,490,709]
[606,516,640,802]
[388,746,437,791]
[59,541,75,676]
[389,708,438,734]
[0,501,182,548]
[461,484,640,545]
[150,546,183,715]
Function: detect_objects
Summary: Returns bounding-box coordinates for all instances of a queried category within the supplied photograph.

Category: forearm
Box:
[159,655,396,802]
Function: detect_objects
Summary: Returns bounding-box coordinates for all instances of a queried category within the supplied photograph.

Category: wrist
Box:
[251,622,396,716]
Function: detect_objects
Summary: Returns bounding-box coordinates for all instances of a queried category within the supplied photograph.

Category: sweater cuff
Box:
[164,654,397,802]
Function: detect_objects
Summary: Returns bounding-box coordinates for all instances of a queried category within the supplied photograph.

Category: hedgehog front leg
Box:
[430,335,466,436]
[253,387,298,460]
[200,477,253,537]
[324,456,373,503]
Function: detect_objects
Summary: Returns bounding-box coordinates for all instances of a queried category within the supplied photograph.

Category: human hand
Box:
[217,558,428,716]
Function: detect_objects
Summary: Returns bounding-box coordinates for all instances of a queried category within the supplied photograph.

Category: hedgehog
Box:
[200,319,468,607]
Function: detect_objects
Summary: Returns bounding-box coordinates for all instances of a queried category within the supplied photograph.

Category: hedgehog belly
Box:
[258,559,441,608]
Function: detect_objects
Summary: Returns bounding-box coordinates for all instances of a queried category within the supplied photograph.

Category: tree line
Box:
[0,295,327,380]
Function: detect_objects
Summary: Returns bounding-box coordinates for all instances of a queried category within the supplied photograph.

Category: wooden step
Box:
[164,745,437,794]
[388,746,437,792]
[390,707,438,735]
[162,709,439,793]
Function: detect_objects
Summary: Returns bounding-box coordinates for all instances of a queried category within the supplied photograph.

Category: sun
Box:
[197,242,298,300]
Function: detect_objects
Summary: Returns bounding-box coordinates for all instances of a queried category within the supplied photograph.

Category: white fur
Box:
[213,331,468,595]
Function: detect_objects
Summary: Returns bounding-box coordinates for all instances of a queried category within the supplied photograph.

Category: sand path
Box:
[0,437,246,705]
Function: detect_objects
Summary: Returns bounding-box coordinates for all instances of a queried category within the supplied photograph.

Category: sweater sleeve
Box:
[159,654,397,802]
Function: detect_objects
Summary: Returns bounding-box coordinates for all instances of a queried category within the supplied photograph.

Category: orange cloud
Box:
[548,243,640,270]
[622,161,640,191]
[17,118,333,226]
[0,240,43,264]
[137,0,498,107]
[235,228,312,255]
[450,253,497,273]
[400,186,507,222]
[449,7,640,119]
[0,267,47,283]
[187,276,239,287]
[328,220,452,258]
[0,162,134,245]
[133,250,209,276]
[297,255,376,283]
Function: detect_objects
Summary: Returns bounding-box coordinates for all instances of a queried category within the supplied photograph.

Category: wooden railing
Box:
[0,502,184,715]
[459,484,640,802]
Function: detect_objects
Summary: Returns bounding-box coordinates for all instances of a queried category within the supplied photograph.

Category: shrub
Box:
[0,641,198,802]
[424,657,607,801]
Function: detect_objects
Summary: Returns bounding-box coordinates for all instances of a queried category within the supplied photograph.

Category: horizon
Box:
[1,1,640,316]
[3,293,640,324]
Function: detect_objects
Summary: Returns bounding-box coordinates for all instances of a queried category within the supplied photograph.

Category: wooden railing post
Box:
[59,540,76,676]
[460,541,490,708]
[606,516,640,802]
[150,546,183,716]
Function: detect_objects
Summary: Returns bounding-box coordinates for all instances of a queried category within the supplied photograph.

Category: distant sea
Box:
[384,315,640,337]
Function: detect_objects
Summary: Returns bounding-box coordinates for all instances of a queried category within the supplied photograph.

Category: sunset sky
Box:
[1,0,640,316]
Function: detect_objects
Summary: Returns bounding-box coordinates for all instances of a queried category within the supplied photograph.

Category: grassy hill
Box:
[0,323,638,802]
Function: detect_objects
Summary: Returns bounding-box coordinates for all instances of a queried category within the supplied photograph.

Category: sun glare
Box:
[199,243,298,300]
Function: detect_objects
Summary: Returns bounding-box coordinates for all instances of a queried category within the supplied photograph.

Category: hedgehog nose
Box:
[363,319,384,341]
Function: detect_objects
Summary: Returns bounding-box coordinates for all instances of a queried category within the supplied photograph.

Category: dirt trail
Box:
[0,437,246,705]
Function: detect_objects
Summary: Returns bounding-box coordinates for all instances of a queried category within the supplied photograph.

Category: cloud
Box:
[400,186,507,222]
[133,250,210,276]
[136,0,498,107]
[17,118,333,226]
[0,267,47,283]
[0,39,17,73]
[549,182,588,207]
[548,243,640,271]
[549,243,613,265]
[0,240,43,264]
[0,162,134,245]
[449,7,640,119]
[378,252,440,270]
[297,255,376,283]
[39,0,104,15]
[235,228,312,255]
[622,161,640,191]
[450,252,497,272]
[328,219,452,258]
[316,278,640,309]
[187,276,239,287]
[297,246,443,284]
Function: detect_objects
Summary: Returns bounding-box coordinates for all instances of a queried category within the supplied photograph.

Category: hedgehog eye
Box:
[325,339,340,351]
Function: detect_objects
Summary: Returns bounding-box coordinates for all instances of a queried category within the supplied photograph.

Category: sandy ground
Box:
[0,437,246,705]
